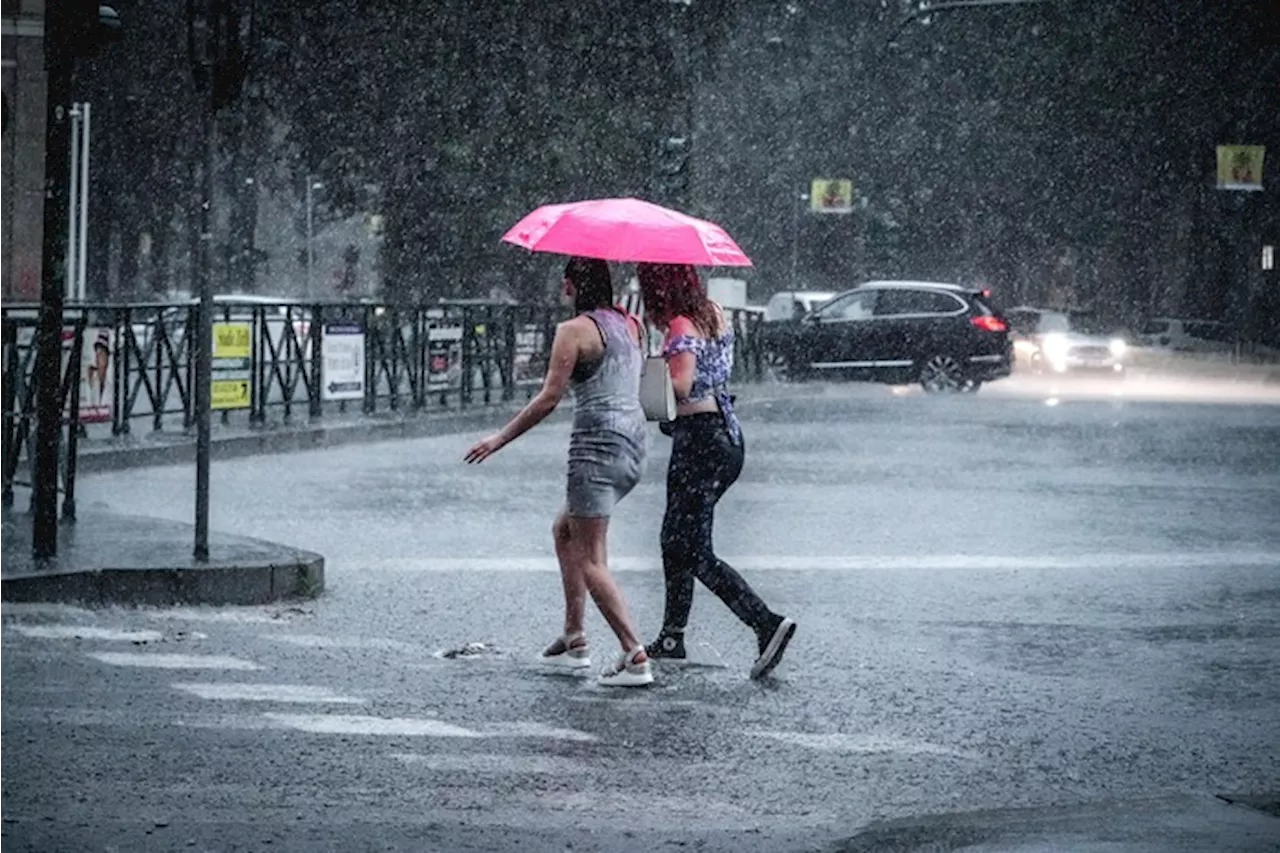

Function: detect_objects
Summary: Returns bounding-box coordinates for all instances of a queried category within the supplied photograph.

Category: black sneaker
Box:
[645,631,686,660]
[751,617,796,680]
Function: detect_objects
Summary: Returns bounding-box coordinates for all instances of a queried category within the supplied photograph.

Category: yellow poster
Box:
[213,322,252,359]
[811,179,853,214]
[211,378,250,410]
[1216,145,1264,191]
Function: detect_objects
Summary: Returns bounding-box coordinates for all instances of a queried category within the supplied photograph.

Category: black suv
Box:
[771,281,1013,392]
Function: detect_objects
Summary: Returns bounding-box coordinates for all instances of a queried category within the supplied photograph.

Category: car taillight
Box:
[971,315,1007,333]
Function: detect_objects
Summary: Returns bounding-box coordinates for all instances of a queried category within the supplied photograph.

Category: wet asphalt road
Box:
[3,378,1279,851]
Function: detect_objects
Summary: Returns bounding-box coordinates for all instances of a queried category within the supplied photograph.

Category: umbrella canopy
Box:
[501,197,752,267]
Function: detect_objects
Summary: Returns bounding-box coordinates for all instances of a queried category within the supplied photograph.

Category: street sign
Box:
[810,178,853,214]
[322,323,365,401]
[211,321,252,410]
[427,325,463,390]
[1216,145,1265,192]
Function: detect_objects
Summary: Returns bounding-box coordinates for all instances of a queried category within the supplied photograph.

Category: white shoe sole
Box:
[598,666,654,687]
[540,653,592,670]
[750,618,796,680]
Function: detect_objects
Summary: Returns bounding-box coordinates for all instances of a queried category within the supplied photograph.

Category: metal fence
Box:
[2,299,768,509]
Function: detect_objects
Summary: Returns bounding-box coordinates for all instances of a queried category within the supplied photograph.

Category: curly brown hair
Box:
[636,263,723,337]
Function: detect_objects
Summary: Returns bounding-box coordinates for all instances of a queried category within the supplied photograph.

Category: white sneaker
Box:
[540,632,591,670]
[597,646,654,687]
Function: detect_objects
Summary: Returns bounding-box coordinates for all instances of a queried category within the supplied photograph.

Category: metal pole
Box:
[66,105,80,301]
[78,103,91,302]
[790,193,805,290]
[305,176,314,299]
[193,95,216,562]
[33,5,76,560]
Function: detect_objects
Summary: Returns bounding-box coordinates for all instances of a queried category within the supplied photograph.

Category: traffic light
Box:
[656,134,692,200]
[64,2,122,58]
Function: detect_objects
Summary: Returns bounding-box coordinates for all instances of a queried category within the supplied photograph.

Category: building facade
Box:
[1,0,45,302]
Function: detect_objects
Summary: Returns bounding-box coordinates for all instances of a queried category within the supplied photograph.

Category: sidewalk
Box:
[2,498,323,607]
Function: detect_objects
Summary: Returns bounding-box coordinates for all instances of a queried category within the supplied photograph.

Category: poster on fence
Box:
[61,326,114,424]
[427,325,463,390]
[211,322,252,410]
[322,324,366,401]
[514,324,547,387]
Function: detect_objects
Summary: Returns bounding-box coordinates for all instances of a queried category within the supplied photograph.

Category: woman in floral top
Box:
[636,263,796,680]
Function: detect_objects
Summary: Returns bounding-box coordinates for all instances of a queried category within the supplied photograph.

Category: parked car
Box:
[1006,307,1129,375]
[771,280,1012,392]
[1138,317,1235,353]
[763,290,836,322]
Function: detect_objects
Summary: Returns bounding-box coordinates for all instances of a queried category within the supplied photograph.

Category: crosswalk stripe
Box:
[745,730,977,759]
[87,652,262,670]
[7,625,164,642]
[261,634,420,652]
[390,752,587,775]
[481,722,598,742]
[173,683,364,704]
[263,713,482,737]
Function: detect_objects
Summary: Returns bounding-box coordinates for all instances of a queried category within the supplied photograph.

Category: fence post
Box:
[362,304,376,415]
[114,305,127,435]
[2,316,18,508]
[460,306,474,408]
[61,318,85,523]
[310,304,323,420]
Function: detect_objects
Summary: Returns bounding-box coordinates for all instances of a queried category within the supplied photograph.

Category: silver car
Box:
[1007,307,1129,375]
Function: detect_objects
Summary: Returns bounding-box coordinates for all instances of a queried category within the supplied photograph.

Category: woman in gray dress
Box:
[465,257,653,687]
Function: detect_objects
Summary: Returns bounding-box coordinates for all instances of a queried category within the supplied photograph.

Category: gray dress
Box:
[566,309,648,518]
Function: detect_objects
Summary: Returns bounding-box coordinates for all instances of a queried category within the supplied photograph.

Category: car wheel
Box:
[919,354,966,393]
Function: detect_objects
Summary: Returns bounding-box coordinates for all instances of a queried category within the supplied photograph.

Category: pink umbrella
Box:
[501,197,753,267]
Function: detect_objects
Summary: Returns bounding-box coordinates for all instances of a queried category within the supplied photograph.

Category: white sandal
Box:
[540,631,591,669]
[597,645,654,687]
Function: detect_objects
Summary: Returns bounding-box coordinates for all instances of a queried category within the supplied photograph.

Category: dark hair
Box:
[636,263,721,336]
[564,257,614,313]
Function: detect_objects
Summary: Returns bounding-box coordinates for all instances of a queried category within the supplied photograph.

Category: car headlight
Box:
[1041,334,1069,361]
[1109,338,1127,357]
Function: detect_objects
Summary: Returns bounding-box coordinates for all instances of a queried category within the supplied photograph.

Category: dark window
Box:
[817,290,878,320]
[1007,311,1041,335]
[874,289,965,316]
[1141,320,1170,335]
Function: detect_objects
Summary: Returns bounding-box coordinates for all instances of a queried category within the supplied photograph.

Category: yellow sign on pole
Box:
[1216,145,1264,191]
[811,179,853,214]
[211,322,252,410]
[213,322,252,359]
[211,379,251,410]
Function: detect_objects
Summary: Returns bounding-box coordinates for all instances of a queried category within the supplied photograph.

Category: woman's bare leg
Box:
[568,516,643,654]
[552,511,587,636]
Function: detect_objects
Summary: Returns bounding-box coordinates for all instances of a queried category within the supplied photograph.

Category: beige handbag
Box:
[639,355,676,422]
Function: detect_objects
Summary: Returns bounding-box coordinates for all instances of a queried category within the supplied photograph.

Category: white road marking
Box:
[482,722,598,742]
[173,683,365,704]
[261,633,420,652]
[6,625,165,643]
[357,551,1280,573]
[263,713,481,737]
[390,752,587,775]
[260,714,598,741]
[746,730,977,759]
[87,652,262,670]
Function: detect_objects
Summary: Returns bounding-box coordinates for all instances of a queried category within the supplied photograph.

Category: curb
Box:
[1,555,324,607]
[2,509,325,607]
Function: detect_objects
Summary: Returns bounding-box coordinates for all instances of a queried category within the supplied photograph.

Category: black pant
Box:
[660,413,775,634]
